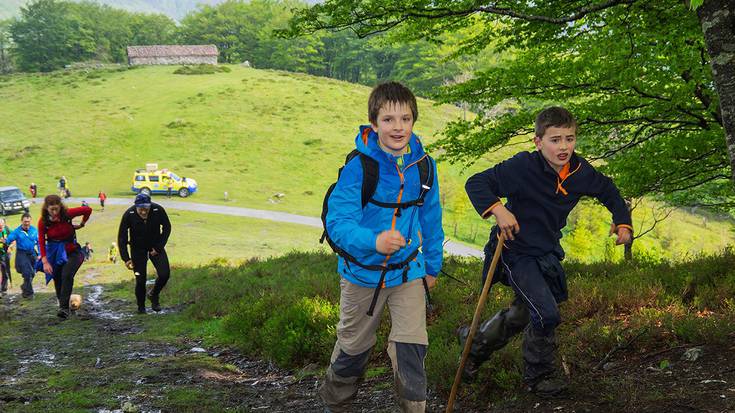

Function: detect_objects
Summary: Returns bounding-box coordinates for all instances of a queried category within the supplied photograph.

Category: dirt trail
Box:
[0,271,432,412]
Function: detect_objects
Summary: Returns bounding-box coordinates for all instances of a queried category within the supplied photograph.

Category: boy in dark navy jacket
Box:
[461,106,633,397]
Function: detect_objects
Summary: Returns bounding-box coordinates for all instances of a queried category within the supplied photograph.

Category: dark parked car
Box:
[0,186,31,215]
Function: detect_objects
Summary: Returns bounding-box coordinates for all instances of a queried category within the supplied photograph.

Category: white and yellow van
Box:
[131,168,198,198]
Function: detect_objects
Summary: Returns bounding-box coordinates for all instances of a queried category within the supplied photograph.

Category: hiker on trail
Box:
[108,242,118,263]
[81,242,93,261]
[319,82,444,413]
[5,213,39,298]
[459,107,633,397]
[29,183,37,199]
[117,193,172,314]
[38,195,92,319]
[0,218,11,294]
[98,190,107,211]
[58,176,67,198]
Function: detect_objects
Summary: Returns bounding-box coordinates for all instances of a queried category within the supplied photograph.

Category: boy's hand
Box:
[425,275,437,289]
[493,205,520,241]
[125,260,134,270]
[376,230,406,255]
[610,224,633,245]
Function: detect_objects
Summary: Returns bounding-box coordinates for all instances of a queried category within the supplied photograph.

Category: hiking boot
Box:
[57,308,70,319]
[527,375,568,398]
[461,357,483,382]
[148,292,161,312]
[456,325,483,382]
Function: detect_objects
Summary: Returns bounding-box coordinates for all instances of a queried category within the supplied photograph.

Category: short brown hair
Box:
[535,106,577,138]
[368,81,418,125]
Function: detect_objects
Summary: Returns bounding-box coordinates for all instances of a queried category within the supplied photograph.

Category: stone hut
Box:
[127,45,218,66]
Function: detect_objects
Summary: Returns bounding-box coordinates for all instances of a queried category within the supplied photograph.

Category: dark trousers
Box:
[471,251,562,383]
[15,250,36,296]
[131,247,170,309]
[52,250,83,309]
[0,254,10,291]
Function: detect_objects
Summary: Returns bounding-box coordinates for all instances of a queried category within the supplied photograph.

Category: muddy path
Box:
[0,275,433,412]
[0,283,417,413]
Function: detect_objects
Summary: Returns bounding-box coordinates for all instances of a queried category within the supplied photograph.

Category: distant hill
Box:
[1,0,320,21]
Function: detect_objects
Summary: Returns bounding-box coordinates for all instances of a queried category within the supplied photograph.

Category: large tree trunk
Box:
[696,0,735,183]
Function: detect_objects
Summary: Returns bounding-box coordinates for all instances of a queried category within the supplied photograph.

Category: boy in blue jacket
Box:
[461,106,633,397]
[319,82,444,413]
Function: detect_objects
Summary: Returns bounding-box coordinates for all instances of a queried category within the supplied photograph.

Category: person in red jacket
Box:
[98,190,107,212]
[38,194,92,319]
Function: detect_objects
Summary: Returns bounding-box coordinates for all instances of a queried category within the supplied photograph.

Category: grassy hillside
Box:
[0,65,733,262]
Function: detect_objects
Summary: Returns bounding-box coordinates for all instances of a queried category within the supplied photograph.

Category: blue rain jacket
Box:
[326,125,444,288]
[35,241,68,284]
[6,225,39,253]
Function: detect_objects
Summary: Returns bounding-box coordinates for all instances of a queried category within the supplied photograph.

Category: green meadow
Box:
[1,65,733,261]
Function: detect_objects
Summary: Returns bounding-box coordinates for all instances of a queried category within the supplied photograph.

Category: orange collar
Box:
[558,163,571,180]
[555,162,580,195]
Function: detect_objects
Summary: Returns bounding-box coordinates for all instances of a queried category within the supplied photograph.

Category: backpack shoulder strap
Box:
[416,155,434,201]
[358,153,379,208]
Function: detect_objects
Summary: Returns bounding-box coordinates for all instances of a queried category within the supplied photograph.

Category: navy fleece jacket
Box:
[466,151,632,257]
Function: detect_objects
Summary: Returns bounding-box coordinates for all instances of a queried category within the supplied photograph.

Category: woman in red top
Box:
[38,195,92,319]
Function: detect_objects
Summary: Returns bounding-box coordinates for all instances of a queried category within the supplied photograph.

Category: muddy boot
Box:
[148,292,161,312]
[57,308,70,319]
[527,375,568,398]
[137,305,147,314]
[456,325,482,381]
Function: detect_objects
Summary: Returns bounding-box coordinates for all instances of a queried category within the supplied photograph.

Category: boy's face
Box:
[534,125,576,172]
[371,102,414,156]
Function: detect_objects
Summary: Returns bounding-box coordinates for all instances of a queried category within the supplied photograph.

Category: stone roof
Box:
[127,45,218,58]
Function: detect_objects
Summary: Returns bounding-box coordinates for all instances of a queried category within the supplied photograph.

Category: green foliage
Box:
[0,19,13,73]
[178,0,482,97]
[286,0,734,212]
[9,0,176,71]
[173,64,231,75]
[260,296,339,365]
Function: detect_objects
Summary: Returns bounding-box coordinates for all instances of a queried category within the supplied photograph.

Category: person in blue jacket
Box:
[319,81,444,413]
[461,106,633,397]
[5,213,39,298]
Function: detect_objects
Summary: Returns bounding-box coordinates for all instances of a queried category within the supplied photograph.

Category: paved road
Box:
[67,197,484,258]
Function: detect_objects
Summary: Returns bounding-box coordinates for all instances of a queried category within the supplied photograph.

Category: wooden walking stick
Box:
[446,234,505,413]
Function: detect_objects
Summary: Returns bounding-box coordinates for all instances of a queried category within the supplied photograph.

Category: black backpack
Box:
[320,149,434,315]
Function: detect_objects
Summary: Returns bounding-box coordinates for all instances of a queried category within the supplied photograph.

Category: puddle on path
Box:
[86,285,129,320]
